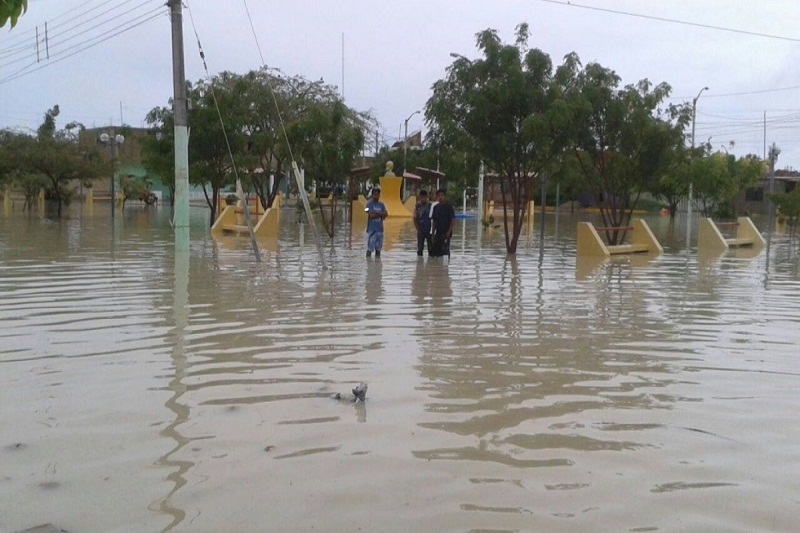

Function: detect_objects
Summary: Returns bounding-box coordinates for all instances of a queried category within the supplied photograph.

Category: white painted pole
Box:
[170,0,190,252]
[477,161,485,222]
[292,161,328,270]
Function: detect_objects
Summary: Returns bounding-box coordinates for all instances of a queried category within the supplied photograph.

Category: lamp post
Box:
[99,132,125,219]
[686,86,709,249]
[765,144,780,260]
[403,110,421,175]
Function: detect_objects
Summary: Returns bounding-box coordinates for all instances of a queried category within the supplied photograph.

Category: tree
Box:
[10,106,101,217]
[144,67,373,228]
[691,147,765,218]
[772,187,800,239]
[145,75,245,226]
[299,99,366,237]
[426,24,574,254]
[0,0,27,28]
[649,141,692,219]
[567,63,689,244]
[0,130,42,211]
[140,109,175,207]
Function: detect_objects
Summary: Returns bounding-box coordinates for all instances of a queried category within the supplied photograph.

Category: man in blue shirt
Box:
[365,187,387,258]
[431,188,455,258]
[413,190,433,256]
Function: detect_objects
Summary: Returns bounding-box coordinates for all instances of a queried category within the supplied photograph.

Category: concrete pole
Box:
[403,119,408,175]
[686,86,708,250]
[766,144,779,260]
[110,141,117,219]
[477,161,485,222]
[170,0,190,252]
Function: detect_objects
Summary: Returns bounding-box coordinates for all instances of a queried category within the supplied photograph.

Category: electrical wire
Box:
[185,1,261,262]
[0,0,136,56]
[537,0,800,43]
[0,8,164,86]
[0,1,159,69]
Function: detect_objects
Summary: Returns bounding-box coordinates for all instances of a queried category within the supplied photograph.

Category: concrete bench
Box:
[697,217,764,251]
[577,219,663,257]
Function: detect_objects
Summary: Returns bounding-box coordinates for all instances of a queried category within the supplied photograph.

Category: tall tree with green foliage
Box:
[8,106,101,217]
[144,67,373,228]
[567,63,690,243]
[426,24,576,254]
[0,0,27,28]
[690,146,765,218]
[772,187,800,238]
[145,74,246,226]
[299,99,366,237]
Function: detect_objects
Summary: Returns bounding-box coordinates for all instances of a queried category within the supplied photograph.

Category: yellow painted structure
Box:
[84,188,94,215]
[351,194,368,229]
[378,174,413,218]
[482,200,495,220]
[526,200,535,233]
[3,186,11,215]
[576,219,662,257]
[211,199,280,238]
[697,217,765,251]
[404,195,417,213]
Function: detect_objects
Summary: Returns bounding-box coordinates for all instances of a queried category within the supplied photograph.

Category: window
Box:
[745,187,763,202]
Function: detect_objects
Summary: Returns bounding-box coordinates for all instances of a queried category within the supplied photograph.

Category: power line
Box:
[0,0,114,50]
[0,0,159,68]
[0,9,164,86]
[537,0,800,43]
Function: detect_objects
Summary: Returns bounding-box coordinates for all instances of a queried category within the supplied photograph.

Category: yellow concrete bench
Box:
[577,219,663,257]
[211,204,280,238]
[697,217,764,251]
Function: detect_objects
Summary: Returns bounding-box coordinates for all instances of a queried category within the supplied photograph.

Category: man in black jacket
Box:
[431,189,455,257]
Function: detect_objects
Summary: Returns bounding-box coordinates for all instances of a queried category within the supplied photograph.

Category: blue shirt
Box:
[366,200,387,233]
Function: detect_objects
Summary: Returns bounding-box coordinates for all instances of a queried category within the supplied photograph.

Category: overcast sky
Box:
[2,0,799,169]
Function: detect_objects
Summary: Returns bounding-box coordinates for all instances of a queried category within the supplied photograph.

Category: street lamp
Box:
[686,86,708,249]
[449,52,469,61]
[403,110,420,174]
[99,132,125,218]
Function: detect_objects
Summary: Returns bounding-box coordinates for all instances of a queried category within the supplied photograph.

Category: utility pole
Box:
[766,143,780,258]
[403,110,420,174]
[170,0,190,252]
[686,86,709,250]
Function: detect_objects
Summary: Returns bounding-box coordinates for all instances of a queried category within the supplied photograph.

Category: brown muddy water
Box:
[2,204,800,533]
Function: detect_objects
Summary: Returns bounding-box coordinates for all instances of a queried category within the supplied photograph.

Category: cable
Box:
[0,9,164,86]
[0,8,162,83]
[185,1,261,262]
[0,0,159,69]
[537,0,800,43]
[241,0,295,164]
[0,0,125,54]
[240,0,328,270]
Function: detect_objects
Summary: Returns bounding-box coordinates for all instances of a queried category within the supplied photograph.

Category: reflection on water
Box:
[2,204,800,532]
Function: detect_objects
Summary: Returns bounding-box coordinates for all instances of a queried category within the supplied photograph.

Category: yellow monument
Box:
[377,161,413,218]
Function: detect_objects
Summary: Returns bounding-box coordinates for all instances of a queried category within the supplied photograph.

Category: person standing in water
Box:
[413,190,433,256]
[431,188,455,258]
[365,187,387,258]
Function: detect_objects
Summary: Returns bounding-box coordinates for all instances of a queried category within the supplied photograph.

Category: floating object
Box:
[15,525,69,533]
[576,219,662,257]
[697,217,764,251]
[334,382,368,403]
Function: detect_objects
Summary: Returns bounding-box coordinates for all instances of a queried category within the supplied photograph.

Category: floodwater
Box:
[2,203,800,533]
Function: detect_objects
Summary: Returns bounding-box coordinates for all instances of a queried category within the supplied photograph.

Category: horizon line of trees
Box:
[0,25,774,249]
[424,23,767,253]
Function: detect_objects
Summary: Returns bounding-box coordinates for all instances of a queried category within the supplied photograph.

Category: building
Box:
[736,169,800,214]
